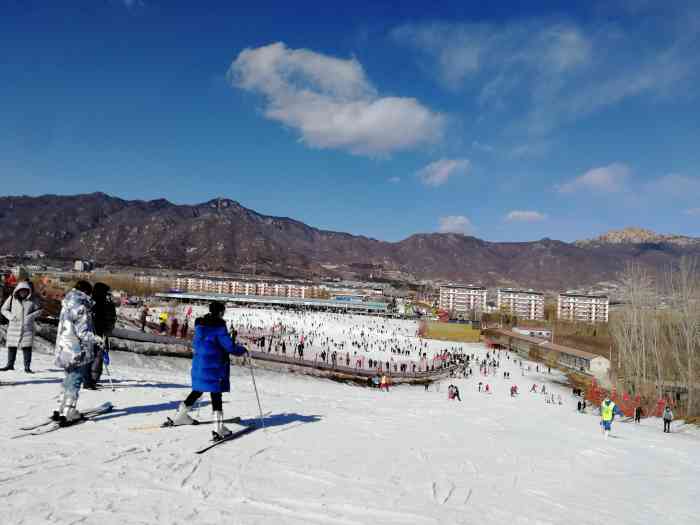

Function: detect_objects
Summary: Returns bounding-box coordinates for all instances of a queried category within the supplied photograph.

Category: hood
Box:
[63,288,94,310]
[13,281,32,299]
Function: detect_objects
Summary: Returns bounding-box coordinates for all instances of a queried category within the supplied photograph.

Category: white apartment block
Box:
[497,288,545,320]
[557,293,609,323]
[172,275,322,300]
[438,285,487,314]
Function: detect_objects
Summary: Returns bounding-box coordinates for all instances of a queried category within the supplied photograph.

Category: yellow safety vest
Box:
[601,401,615,421]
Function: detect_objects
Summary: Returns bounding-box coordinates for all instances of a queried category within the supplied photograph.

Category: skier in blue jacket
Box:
[170,301,248,438]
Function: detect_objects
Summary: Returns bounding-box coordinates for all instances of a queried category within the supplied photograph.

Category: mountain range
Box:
[1,193,698,290]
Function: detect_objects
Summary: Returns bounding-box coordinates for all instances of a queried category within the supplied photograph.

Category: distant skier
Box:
[662,406,673,433]
[52,281,100,424]
[600,397,623,438]
[169,301,248,439]
[634,405,642,423]
[380,374,390,392]
[140,305,149,332]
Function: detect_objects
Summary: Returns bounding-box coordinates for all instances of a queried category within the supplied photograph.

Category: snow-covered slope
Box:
[1,344,697,525]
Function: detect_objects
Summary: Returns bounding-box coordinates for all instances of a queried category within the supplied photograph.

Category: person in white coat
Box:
[1,281,42,373]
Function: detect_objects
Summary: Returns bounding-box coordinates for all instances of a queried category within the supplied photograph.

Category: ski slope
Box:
[1,342,698,524]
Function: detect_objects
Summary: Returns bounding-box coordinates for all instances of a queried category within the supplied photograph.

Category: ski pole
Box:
[248,355,265,430]
[102,340,115,392]
[104,362,116,392]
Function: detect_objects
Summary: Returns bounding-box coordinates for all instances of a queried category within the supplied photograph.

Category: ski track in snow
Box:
[1,312,699,525]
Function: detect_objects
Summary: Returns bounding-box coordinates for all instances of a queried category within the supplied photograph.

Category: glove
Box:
[94,335,105,346]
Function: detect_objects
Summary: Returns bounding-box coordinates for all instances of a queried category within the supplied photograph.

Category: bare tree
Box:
[666,257,700,415]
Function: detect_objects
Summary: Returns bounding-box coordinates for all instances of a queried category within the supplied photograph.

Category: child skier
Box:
[600,397,623,438]
[169,301,248,439]
[52,281,100,424]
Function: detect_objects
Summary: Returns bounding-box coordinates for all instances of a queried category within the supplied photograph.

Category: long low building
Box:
[155,291,388,313]
[484,328,610,380]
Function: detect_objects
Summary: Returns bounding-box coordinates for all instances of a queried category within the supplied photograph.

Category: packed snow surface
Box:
[1,315,698,525]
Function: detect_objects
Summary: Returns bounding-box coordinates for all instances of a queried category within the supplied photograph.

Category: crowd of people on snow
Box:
[0,275,682,438]
[129,305,465,378]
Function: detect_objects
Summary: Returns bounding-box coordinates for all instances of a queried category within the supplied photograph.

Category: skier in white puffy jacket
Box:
[51,281,100,425]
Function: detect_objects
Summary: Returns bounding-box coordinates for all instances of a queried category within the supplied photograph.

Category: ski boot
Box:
[58,398,83,427]
[166,402,199,427]
[212,411,232,441]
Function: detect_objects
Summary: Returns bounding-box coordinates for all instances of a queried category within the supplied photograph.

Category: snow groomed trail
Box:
[1,345,697,525]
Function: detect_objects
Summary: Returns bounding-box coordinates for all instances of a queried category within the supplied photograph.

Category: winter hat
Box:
[209,301,225,317]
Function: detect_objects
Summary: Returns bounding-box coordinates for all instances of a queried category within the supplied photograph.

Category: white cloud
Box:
[471,140,495,153]
[417,158,470,187]
[505,210,547,222]
[388,176,401,183]
[392,20,592,90]
[509,141,552,158]
[644,174,700,197]
[557,163,631,193]
[438,215,474,235]
[392,11,700,135]
[229,42,445,156]
[685,208,700,216]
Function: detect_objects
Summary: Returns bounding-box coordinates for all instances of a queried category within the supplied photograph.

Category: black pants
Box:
[663,420,671,433]
[3,347,32,371]
[184,391,223,412]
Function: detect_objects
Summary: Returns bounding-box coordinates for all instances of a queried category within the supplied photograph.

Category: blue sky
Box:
[1,0,699,242]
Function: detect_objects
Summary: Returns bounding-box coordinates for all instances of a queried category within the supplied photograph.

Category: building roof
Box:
[558,292,609,299]
[155,292,387,312]
[497,288,544,295]
[440,284,486,290]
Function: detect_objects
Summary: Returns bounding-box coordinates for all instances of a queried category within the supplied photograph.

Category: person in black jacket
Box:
[84,282,116,389]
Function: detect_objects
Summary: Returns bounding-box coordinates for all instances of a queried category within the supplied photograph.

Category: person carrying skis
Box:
[1,281,42,373]
[600,397,623,438]
[52,280,100,424]
[169,301,248,439]
[662,406,673,433]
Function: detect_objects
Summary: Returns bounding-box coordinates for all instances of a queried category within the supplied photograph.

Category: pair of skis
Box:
[13,402,263,453]
[13,402,114,438]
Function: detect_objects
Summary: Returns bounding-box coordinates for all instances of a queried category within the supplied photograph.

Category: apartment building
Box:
[171,275,324,300]
[557,293,609,323]
[438,284,487,314]
[497,288,545,320]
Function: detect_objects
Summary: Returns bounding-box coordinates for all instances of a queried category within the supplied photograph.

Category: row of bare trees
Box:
[610,258,700,416]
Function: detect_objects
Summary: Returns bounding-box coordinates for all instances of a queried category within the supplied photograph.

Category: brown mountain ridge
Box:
[1,192,698,290]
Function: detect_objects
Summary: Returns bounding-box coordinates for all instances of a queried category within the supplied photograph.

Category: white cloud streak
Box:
[417,158,470,187]
[229,42,445,156]
[392,11,700,135]
[438,215,474,235]
[557,163,631,193]
[505,210,547,222]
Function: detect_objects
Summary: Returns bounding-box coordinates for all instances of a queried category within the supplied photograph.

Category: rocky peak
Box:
[576,227,699,247]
